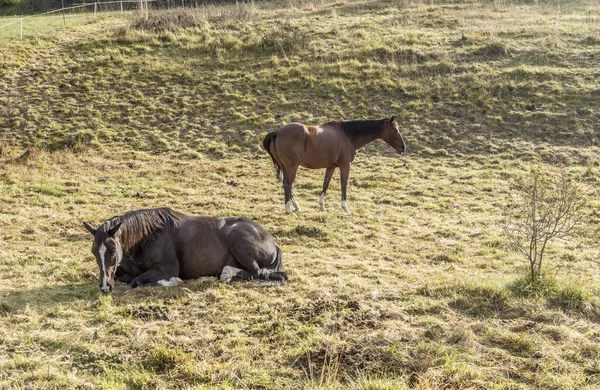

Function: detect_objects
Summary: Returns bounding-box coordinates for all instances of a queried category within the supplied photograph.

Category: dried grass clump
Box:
[0,137,8,159]
[261,24,310,53]
[131,10,200,32]
[208,0,256,23]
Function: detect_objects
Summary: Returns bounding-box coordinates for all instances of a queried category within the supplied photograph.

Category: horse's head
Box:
[381,116,406,155]
[83,220,123,293]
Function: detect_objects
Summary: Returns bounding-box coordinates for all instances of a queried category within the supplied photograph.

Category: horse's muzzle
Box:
[397,148,405,155]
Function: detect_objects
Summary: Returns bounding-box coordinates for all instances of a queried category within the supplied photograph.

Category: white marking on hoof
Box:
[220,266,244,283]
[319,193,326,212]
[157,277,182,287]
[342,200,351,214]
[285,201,297,216]
[292,197,301,212]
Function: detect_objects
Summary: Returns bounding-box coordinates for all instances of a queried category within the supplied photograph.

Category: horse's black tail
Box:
[262,131,282,182]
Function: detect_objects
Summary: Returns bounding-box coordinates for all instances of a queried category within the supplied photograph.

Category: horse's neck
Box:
[352,132,380,150]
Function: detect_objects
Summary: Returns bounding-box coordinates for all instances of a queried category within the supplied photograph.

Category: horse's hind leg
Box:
[283,166,299,215]
[220,265,286,284]
[265,271,288,282]
[221,266,287,286]
[220,265,253,283]
[225,224,284,283]
[319,167,335,212]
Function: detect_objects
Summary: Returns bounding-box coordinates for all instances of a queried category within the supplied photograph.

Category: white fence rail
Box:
[0,0,156,41]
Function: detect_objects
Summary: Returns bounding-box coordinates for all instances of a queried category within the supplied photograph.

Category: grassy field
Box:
[0,7,139,43]
[1,0,600,388]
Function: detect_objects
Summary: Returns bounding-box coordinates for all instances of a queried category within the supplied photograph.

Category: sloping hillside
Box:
[2,0,599,160]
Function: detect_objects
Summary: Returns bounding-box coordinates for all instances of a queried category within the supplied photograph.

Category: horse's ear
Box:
[83,222,97,236]
[108,221,122,237]
[390,116,396,124]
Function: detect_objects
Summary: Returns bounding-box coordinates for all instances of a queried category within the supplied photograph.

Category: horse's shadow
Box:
[0,283,98,314]
[0,277,246,314]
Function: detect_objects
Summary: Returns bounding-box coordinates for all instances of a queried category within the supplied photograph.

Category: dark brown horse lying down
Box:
[263,117,406,215]
[83,208,287,293]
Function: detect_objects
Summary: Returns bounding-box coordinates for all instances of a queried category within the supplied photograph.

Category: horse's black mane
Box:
[341,119,385,137]
[99,208,184,255]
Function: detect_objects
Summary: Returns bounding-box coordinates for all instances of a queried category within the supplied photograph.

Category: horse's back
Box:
[276,121,341,136]
[222,217,275,244]
[273,122,347,168]
[177,215,272,244]
[275,122,310,140]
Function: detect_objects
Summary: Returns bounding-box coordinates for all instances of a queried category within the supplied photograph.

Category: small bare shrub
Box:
[502,164,589,281]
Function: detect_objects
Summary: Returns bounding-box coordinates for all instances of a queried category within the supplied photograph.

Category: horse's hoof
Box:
[341,201,351,214]
[285,211,297,217]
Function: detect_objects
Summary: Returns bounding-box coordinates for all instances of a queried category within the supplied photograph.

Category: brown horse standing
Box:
[263,117,405,215]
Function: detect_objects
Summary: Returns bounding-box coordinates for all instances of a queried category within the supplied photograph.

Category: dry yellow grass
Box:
[1,146,599,388]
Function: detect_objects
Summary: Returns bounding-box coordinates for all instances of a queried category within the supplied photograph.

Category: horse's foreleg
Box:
[115,267,134,284]
[340,163,351,214]
[283,167,298,216]
[130,266,179,288]
[116,274,134,284]
[319,167,335,212]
